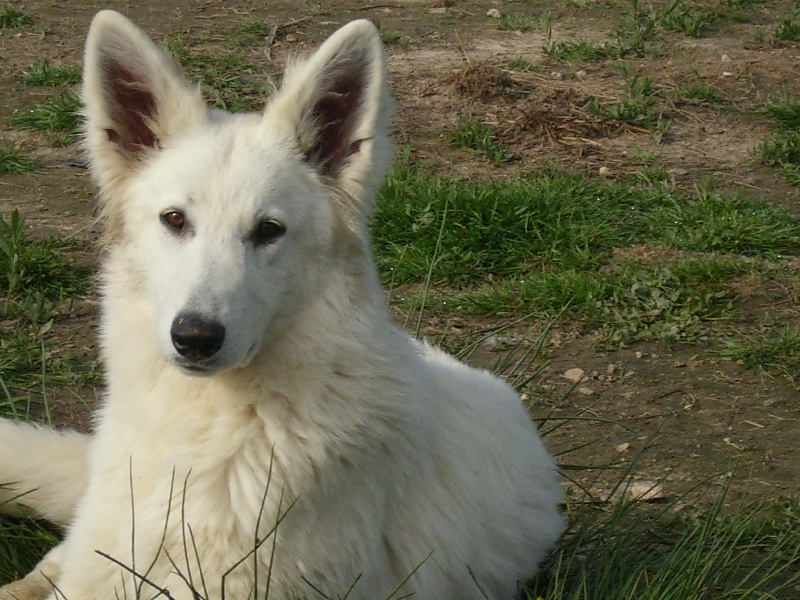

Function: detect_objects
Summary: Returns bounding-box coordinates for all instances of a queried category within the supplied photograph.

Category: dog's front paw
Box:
[0,547,62,600]
[0,577,54,600]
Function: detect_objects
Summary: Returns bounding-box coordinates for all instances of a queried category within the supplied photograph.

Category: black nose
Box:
[170,313,225,360]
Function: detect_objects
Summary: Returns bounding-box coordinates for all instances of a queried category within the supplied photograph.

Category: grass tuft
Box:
[590,71,669,140]
[499,13,535,32]
[374,21,410,47]
[1,210,92,314]
[23,61,81,87]
[720,327,800,379]
[758,97,800,183]
[662,9,719,37]
[11,90,82,145]
[545,40,617,61]
[507,57,541,72]
[0,211,96,396]
[0,144,39,174]
[774,18,800,41]
[677,83,725,104]
[451,118,517,165]
[0,4,31,28]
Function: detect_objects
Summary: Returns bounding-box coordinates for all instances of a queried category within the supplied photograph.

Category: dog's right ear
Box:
[83,10,206,195]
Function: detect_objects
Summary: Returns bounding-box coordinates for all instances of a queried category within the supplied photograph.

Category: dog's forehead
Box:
[145,116,315,213]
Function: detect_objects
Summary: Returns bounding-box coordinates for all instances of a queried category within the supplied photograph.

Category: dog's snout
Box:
[170,313,226,360]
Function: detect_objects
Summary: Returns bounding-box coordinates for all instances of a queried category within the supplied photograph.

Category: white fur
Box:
[0,11,564,600]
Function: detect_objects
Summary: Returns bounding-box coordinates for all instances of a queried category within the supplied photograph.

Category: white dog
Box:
[0,11,564,600]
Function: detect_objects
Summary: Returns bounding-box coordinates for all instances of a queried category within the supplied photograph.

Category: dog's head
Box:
[83,11,392,375]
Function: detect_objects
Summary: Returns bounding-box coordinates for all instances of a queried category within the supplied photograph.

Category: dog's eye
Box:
[252,219,285,246]
[161,210,185,231]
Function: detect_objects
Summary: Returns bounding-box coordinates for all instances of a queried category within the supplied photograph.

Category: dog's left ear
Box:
[268,20,392,218]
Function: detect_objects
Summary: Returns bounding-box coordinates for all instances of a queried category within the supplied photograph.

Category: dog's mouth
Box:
[168,342,261,376]
[172,358,217,377]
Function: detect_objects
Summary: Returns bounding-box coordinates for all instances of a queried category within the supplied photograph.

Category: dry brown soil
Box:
[0,0,798,508]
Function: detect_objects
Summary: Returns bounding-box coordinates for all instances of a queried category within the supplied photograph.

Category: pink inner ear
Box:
[304,65,366,177]
[103,60,158,153]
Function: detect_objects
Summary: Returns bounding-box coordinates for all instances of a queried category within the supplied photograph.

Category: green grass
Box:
[22,61,81,87]
[774,18,800,41]
[11,90,82,145]
[450,258,747,345]
[507,57,541,72]
[0,211,94,390]
[0,516,58,584]
[545,40,617,61]
[526,490,800,599]
[0,5,31,28]
[590,73,669,138]
[0,211,90,303]
[0,209,92,326]
[451,118,517,166]
[614,0,677,57]
[720,327,800,379]
[499,13,535,32]
[758,97,800,183]
[374,167,800,287]
[677,83,726,104]
[0,144,38,174]
[238,17,270,34]
[374,165,799,343]
[662,9,719,37]
[761,97,800,130]
[374,21,410,47]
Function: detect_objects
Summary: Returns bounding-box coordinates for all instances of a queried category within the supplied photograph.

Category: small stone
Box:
[576,69,587,79]
[487,8,501,18]
[550,71,563,80]
[628,481,666,502]
[606,364,617,375]
[598,166,612,177]
[721,53,731,62]
[285,33,298,43]
[429,7,447,14]
[615,442,631,453]
[577,387,594,396]
[482,335,499,349]
[635,351,644,359]
[563,368,586,383]
[722,71,733,77]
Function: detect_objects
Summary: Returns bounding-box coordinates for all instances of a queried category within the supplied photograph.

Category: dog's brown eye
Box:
[252,219,285,246]
[161,210,185,231]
